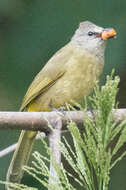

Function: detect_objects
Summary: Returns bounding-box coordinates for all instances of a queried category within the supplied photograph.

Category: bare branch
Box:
[48,116,62,188]
[0,109,126,158]
[0,144,17,158]
[0,109,126,132]
[0,133,46,158]
[0,111,85,132]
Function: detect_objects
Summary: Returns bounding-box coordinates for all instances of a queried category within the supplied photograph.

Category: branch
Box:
[0,109,126,158]
[0,109,126,132]
[48,116,62,189]
[0,133,46,158]
[0,111,84,132]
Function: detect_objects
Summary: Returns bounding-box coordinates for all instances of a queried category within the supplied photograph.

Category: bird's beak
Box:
[101,28,116,40]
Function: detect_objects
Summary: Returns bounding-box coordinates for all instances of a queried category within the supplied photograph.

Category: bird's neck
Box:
[70,40,106,61]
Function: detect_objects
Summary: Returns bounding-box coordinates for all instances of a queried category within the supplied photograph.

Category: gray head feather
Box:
[71,21,107,56]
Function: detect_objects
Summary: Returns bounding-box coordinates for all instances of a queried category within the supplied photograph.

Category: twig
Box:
[0,144,17,158]
[0,133,46,158]
[48,116,62,189]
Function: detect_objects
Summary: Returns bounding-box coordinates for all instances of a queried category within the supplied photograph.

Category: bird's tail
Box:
[6,130,37,189]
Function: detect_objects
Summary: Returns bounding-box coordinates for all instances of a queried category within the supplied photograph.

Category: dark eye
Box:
[88,31,94,36]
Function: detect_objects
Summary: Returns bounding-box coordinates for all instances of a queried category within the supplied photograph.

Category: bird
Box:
[6,21,116,188]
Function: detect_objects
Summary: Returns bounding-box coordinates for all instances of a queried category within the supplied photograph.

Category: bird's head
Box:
[72,21,116,55]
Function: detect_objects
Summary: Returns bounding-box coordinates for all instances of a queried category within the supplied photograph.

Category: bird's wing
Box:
[20,43,73,111]
[20,71,65,111]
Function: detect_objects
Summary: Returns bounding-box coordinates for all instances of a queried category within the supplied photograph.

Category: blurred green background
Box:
[0,0,126,189]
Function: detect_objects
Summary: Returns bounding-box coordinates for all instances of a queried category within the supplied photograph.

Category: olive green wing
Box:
[20,71,65,111]
[20,43,73,111]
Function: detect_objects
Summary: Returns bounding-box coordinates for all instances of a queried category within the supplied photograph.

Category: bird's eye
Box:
[88,31,94,36]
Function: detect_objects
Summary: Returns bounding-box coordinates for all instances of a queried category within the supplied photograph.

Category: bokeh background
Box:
[0,0,126,189]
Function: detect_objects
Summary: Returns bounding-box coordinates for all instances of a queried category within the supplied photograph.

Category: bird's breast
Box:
[29,49,104,111]
[54,51,104,104]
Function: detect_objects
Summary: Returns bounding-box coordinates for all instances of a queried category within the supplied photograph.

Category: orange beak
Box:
[101,28,116,40]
